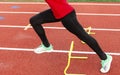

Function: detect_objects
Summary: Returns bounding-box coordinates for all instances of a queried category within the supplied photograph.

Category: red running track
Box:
[0,2,120,75]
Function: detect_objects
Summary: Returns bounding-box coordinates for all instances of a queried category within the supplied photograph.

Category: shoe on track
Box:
[34,44,53,54]
[100,54,113,73]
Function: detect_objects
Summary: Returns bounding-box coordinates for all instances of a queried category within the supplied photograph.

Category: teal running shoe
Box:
[100,54,113,73]
[34,44,53,54]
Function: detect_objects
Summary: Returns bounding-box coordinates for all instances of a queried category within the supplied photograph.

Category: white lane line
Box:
[0,47,120,56]
[0,47,33,51]
[76,13,120,16]
[92,28,120,32]
[0,25,26,28]
[0,11,37,14]
[70,3,120,6]
[0,2,120,6]
[0,25,120,32]
[0,11,120,16]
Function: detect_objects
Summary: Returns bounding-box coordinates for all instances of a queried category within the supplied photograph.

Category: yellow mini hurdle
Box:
[84,26,95,35]
[64,41,88,75]
[24,24,31,30]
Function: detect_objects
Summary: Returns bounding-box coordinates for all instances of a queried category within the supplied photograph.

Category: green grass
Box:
[1,0,120,2]
[68,0,120,2]
[0,0,44,2]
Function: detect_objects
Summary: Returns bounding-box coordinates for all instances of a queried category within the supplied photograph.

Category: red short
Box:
[45,0,74,19]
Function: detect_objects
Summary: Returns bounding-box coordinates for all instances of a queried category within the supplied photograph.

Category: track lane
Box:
[0,28,120,53]
[0,13,120,29]
[0,3,120,28]
[0,2,120,14]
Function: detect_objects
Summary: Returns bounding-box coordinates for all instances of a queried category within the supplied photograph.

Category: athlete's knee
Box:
[29,16,36,26]
[29,15,43,26]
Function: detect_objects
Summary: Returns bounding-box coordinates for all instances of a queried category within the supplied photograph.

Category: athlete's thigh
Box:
[34,9,60,24]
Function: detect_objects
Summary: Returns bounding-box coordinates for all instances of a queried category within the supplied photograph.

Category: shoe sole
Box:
[34,49,53,54]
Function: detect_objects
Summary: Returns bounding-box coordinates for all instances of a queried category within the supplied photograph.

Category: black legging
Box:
[30,9,107,60]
